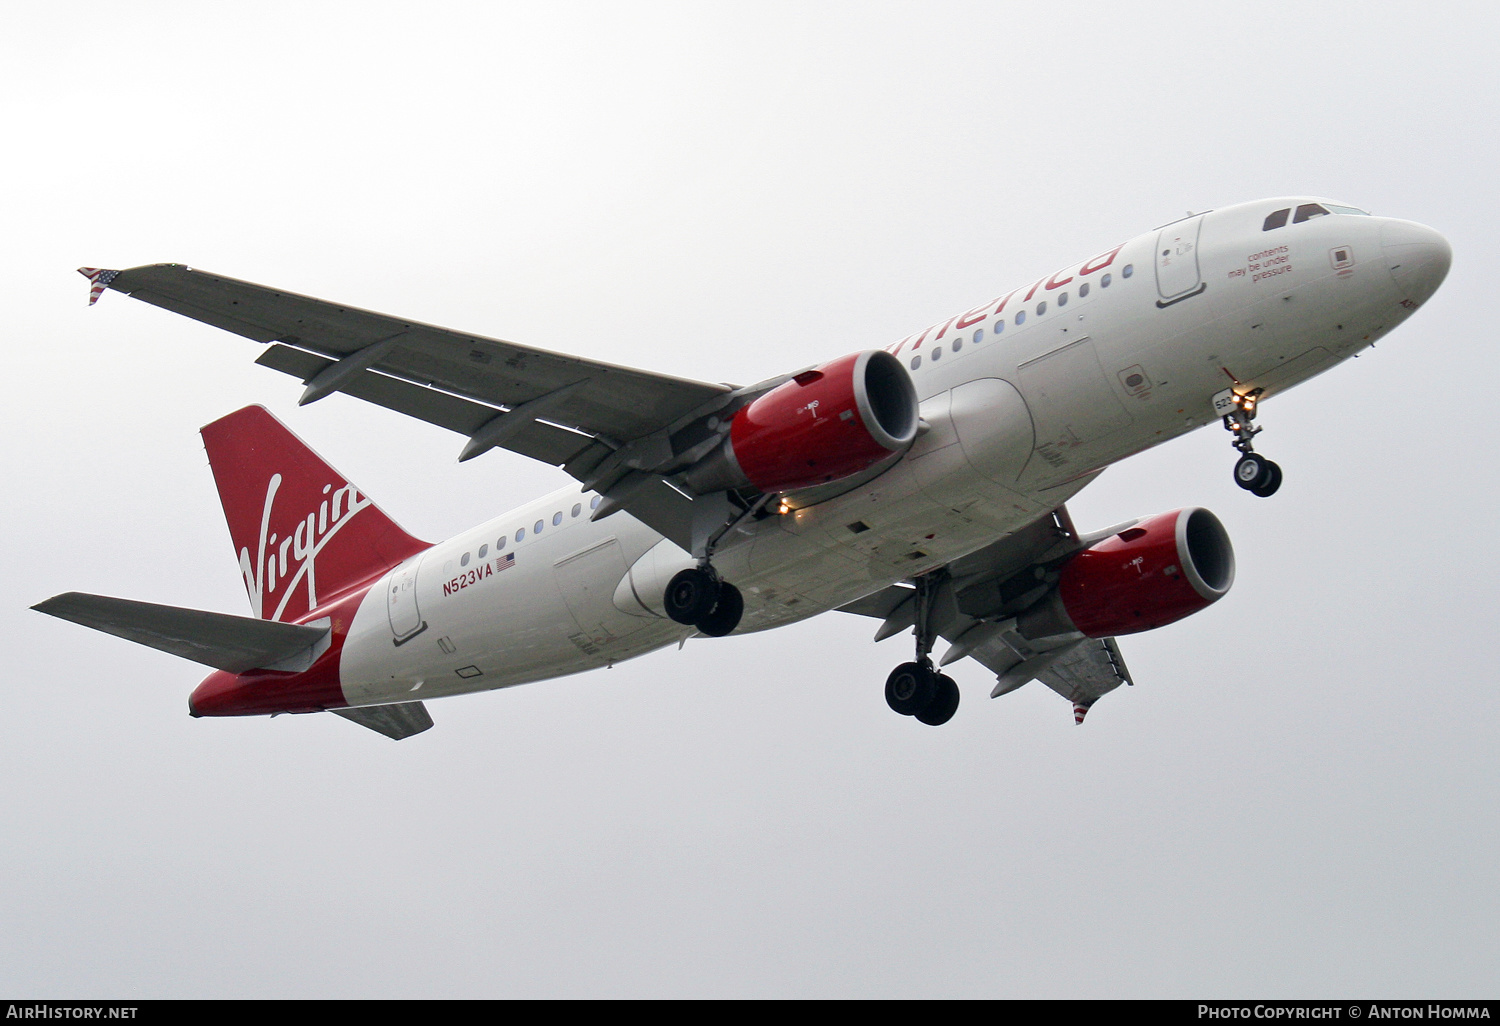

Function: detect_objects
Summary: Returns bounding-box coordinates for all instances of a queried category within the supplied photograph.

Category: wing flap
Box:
[1034,636,1133,706]
[32,593,328,674]
[255,344,596,467]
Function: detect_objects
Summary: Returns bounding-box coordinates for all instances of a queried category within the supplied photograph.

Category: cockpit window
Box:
[1293,203,1331,224]
[1326,204,1369,215]
[1263,208,1291,231]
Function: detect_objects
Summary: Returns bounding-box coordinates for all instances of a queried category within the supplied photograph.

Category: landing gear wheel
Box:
[1234,453,1274,492]
[665,568,719,625]
[885,662,937,717]
[694,581,744,637]
[915,673,960,726]
[1250,459,1283,498]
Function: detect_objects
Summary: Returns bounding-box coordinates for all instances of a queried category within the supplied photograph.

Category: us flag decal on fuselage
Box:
[443,552,515,596]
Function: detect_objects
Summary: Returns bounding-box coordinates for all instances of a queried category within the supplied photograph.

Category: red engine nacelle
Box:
[1019,508,1235,639]
[685,350,919,494]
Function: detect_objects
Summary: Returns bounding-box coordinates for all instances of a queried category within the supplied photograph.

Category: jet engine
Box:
[683,350,919,494]
[1017,508,1235,639]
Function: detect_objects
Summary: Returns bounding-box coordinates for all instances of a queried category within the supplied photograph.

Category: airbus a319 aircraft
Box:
[36,198,1451,739]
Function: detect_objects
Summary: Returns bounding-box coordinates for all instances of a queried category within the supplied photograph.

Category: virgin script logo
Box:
[237,474,372,621]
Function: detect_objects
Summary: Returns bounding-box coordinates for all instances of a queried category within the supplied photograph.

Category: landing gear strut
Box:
[883,573,960,726]
[1223,387,1282,497]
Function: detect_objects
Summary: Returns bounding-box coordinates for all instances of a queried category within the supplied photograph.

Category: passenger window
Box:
[496,536,506,550]
[993,319,1005,333]
[973,328,983,343]
[951,339,962,353]
[515,527,525,542]
[1101,273,1112,288]
[590,495,602,509]
[478,544,488,558]
[910,355,922,369]
[1122,264,1134,278]
[1079,282,1090,298]
[1015,310,1027,325]
[1057,292,1068,307]
[1263,208,1291,231]
[1294,203,1331,224]
[572,503,582,517]
[461,552,470,566]
[1037,301,1047,315]
[930,346,942,361]
[552,512,563,526]
[534,520,544,534]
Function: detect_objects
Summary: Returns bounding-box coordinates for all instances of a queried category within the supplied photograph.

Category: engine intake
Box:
[1017,508,1235,639]
[684,350,919,494]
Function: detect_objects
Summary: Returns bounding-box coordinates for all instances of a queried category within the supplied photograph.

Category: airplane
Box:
[34,197,1451,739]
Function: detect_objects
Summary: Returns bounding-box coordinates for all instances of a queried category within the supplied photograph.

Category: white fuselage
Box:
[337,198,1443,708]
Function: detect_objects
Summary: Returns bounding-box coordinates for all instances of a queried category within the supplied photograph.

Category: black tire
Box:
[665,568,719,625]
[1234,453,1272,491]
[695,581,744,637]
[1250,460,1283,497]
[916,673,960,726]
[885,662,936,716]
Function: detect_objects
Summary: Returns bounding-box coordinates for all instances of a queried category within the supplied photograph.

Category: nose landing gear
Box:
[1223,388,1282,497]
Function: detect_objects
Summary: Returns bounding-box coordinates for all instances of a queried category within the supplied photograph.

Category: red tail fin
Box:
[201,406,429,622]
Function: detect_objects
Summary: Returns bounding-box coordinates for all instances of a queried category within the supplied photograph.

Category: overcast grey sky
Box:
[3,1,1496,998]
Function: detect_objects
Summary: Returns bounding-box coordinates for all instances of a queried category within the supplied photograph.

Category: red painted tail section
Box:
[201,406,429,623]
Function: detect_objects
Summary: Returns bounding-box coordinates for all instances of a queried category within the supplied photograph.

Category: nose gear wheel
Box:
[1234,453,1282,496]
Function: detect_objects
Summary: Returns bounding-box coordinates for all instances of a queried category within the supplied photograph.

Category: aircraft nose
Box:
[1381,219,1452,306]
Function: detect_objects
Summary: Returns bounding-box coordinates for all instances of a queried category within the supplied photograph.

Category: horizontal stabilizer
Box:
[331,702,433,740]
[32,592,328,674]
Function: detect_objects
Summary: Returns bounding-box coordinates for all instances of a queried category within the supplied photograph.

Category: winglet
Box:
[77,267,120,306]
[1073,701,1092,725]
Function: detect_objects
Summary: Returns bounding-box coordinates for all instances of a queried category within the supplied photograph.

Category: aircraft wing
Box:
[97,264,735,494]
[838,505,1135,722]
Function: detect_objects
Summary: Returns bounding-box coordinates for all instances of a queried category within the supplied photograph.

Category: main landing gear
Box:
[884,574,960,726]
[886,661,960,726]
[665,566,744,637]
[1223,387,1283,497]
[663,494,769,638]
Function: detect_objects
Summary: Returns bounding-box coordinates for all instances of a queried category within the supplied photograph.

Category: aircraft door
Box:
[1155,214,1208,307]
[386,558,427,646]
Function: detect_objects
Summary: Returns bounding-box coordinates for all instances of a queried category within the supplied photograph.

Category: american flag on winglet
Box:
[77,267,119,306]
